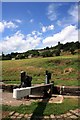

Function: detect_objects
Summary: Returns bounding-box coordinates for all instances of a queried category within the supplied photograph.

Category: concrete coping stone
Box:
[24,114,29,118]
[14,112,20,116]
[50,114,55,118]
[10,116,16,119]
[70,115,78,119]
[19,114,24,117]
[9,111,15,116]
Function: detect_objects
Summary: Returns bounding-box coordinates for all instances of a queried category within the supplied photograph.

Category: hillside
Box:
[2,41,80,60]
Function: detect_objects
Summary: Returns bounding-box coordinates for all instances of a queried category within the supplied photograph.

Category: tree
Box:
[25,50,39,57]
[75,41,80,49]
[70,48,75,55]
[55,49,61,56]
[15,54,25,59]
[44,46,50,50]
[63,43,70,51]
[2,53,4,60]
[11,52,18,58]
[41,50,52,57]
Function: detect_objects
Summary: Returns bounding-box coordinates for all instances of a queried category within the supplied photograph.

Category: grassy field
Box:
[2,98,79,116]
[2,55,80,86]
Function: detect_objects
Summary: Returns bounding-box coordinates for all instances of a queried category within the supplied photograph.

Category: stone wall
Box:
[0,84,80,96]
[53,86,80,96]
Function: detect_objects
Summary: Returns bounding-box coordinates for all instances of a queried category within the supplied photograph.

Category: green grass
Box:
[2,55,80,86]
[2,98,79,116]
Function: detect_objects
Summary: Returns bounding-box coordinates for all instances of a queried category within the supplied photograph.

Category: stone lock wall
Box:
[1,84,80,96]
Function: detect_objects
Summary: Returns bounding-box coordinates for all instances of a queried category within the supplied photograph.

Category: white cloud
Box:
[4,21,17,28]
[32,30,42,36]
[0,22,4,32]
[42,25,78,47]
[30,19,34,23]
[57,20,62,26]
[37,31,42,36]
[0,31,41,54]
[57,4,78,27]
[32,31,36,35]
[42,24,54,33]
[0,21,18,32]
[42,26,47,33]
[68,4,78,23]
[48,25,54,30]
[47,4,57,21]
[15,19,22,23]
[47,3,62,21]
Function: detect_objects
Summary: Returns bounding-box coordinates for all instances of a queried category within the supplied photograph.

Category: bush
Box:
[41,50,52,57]
[55,49,61,56]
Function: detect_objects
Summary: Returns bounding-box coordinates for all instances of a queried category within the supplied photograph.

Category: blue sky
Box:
[0,2,78,54]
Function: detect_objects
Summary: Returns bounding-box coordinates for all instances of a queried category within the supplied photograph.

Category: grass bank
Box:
[2,55,80,86]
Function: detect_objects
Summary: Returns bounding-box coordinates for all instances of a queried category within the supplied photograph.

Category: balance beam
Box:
[13,83,53,99]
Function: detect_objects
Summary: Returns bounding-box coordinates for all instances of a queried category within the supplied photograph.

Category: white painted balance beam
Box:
[13,83,53,99]
[13,87,31,99]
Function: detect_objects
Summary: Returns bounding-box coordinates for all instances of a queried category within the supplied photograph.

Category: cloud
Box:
[15,19,22,23]
[47,4,57,21]
[48,25,54,30]
[47,3,61,21]
[0,22,4,32]
[68,4,78,23]
[0,21,18,32]
[42,25,54,33]
[32,30,42,36]
[42,26,47,33]
[0,31,41,54]
[4,21,17,28]
[1,25,78,54]
[42,25,78,47]
[57,20,62,26]
[32,31,36,35]
[30,19,34,23]
[57,4,78,27]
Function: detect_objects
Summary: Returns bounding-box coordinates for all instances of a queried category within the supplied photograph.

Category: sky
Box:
[0,2,79,54]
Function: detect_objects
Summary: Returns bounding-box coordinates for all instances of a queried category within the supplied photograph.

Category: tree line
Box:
[1,41,80,60]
